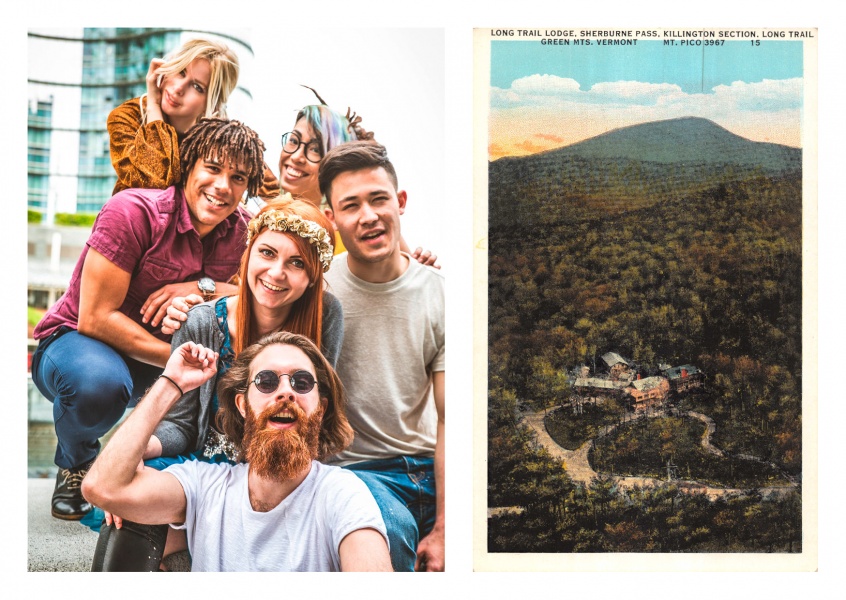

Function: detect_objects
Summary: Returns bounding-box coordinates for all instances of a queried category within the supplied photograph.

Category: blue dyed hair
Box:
[296,104,372,157]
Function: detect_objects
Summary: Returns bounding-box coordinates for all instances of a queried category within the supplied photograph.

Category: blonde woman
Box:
[108,38,278,198]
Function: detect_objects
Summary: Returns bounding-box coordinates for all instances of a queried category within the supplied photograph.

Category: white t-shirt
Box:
[165,460,387,571]
[324,253,446,465]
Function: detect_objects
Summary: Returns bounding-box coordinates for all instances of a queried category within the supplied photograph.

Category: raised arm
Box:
[78,248,171,367]
[82,342,218,525]
[415,370,445,571]
[152,303,224,457]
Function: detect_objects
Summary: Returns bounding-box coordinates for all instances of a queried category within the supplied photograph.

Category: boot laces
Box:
[60,466,89,489]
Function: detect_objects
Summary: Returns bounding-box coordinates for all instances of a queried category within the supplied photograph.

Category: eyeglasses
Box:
[281,132,323,163]
[250,370,317,395]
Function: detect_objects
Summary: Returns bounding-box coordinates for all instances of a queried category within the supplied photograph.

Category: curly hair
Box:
[179,117,266,198]
[215,332,354,461]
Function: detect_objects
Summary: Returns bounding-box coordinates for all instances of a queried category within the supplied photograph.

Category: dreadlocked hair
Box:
[179,118,266,199]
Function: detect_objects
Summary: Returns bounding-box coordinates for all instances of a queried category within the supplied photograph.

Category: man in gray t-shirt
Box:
[319,141,446,572]
[82,332,391,572]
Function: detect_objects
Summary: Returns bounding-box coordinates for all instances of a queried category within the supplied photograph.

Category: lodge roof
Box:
[574,377,628,390]
[629,375,667,391]
[663,364,703,379]
[601,352,630,368]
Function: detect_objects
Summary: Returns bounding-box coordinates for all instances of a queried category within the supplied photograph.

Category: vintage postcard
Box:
[474,27,817,571]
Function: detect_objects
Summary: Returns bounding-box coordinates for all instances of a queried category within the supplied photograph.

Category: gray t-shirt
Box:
[165,460,387,571]
[324,253,445,465]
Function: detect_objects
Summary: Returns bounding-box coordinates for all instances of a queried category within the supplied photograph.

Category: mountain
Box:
[533,117,800,170]
[488,117,802,228]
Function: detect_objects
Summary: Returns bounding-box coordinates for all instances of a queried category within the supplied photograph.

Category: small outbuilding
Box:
[601,352,633,381]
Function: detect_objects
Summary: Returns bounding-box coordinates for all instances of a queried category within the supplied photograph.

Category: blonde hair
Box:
[141,38,239,125]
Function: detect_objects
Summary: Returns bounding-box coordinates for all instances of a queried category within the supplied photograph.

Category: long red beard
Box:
[242,399,323,482]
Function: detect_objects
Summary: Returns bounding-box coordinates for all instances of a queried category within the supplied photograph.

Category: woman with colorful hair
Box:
[270,86,435,264]
[273,88,370,208]
[89,195,340,571]
[107,37,279,198]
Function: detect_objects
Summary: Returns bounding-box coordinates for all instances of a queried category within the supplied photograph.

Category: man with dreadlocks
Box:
[32,117,266,521]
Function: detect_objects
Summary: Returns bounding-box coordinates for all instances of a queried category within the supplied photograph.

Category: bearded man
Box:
[82,332,392,572]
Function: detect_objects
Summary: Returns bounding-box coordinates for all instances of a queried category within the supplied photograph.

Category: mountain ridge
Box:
[488,116,802,228]
[494,117,801,171]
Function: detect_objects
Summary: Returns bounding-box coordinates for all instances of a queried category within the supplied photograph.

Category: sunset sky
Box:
[488,40,806,160]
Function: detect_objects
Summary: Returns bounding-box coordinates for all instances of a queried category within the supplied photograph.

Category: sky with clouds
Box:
[488,40,805,160]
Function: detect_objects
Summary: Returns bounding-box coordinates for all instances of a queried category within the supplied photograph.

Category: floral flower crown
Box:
[246,203,334,272]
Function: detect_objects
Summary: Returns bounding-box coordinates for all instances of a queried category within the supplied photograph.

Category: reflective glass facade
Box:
[27,99,53,210]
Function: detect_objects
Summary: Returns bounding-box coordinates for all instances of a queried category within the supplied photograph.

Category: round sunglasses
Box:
[250,370,317,395]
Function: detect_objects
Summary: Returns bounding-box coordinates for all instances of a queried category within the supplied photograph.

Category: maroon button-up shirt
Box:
[34,186,249,343]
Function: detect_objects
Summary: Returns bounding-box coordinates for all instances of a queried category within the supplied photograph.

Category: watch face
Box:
[199,277,215,293]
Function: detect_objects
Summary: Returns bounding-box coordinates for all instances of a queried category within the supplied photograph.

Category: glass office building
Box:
[27,28,254,216]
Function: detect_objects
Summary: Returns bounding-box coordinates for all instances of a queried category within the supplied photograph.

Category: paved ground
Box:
[27,400,194,571]
[28,477,99,572]
[28,477,190,572]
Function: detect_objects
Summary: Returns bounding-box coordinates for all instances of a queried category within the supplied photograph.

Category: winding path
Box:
[685,410,723,456]
[523,407,797,500]
[524,410,596,484]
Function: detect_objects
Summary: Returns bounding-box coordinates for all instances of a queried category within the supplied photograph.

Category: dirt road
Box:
[522,408,797,499]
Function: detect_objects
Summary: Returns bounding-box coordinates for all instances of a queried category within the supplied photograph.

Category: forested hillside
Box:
[487,117,803,552]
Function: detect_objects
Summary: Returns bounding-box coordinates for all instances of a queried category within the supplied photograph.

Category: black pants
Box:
[91,518,169,572]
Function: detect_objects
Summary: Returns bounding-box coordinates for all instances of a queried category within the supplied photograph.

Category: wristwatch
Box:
[198,277,216,302]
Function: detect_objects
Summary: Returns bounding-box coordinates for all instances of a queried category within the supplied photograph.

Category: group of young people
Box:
[31,38,445,572]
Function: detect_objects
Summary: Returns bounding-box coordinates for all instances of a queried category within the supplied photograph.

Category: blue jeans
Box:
[344,456,436,572]
[31,328,161,469]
